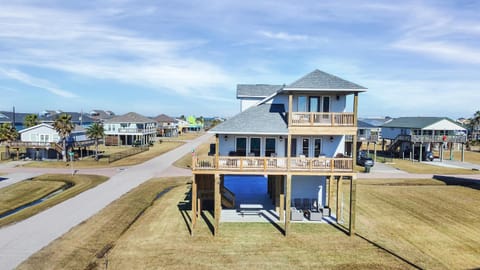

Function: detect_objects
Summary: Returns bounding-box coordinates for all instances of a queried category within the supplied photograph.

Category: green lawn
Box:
[0,174,108,227]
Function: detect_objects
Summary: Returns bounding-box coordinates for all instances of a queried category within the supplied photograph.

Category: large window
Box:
[250,138,261,156]
[236,137,247,156]
[302,138,309,157]
[309,97,320,112]
[297,96,307,112]
[265,138,276,157]
[314,139,322,157]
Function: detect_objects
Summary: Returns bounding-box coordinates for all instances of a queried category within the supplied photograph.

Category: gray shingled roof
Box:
[358,120,376,128]
[210,104,288,134]
[104,112,154,123]
[154,114,176,123]
[285,69,366,90]
[381,117,459,129]
[236,84,283,98]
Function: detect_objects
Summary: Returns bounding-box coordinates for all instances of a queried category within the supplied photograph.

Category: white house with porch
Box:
[16,123,93,160]
[191,69,365,236]
[381,117,467,161]
[104,112,156,146]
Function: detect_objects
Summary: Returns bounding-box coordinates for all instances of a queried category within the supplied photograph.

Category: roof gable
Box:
[19,123,54,133]
[382,117,464,130]
[104,112,154,123]
[285,69,366,91]
[424,119,466,131]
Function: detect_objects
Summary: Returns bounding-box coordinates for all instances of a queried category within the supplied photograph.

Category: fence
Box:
[106,146,149,163]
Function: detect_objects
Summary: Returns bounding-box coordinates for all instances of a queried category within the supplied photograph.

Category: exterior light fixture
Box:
[224,135,228,141]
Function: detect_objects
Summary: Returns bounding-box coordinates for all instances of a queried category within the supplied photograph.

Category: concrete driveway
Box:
[0,133,211,269]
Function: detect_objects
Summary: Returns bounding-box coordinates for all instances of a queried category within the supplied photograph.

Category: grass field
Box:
[18,176,190,270]
[356,178,480,269]
[18,176,480,269]
[173,138,213,169]
[162,132,204,141]
[389,158,480,174]
[0,174,108,227]
[20,141,184,169]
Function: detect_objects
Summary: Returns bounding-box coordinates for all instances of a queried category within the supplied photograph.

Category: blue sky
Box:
[0,0,479,119]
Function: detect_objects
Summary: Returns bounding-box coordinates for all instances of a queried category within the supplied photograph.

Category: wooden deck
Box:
[193,156,353,174]
[290,112,354,127]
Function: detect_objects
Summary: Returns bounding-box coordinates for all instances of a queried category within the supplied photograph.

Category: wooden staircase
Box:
[221,186,235,209]
[51,142,63,154]
[387,135,411,153]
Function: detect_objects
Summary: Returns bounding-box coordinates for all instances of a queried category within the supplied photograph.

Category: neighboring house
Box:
[154,114,178,137]
[0,111,35,130]
[381,117,467,160]
[191,69,366,236]
[89,110,115,122]
[104,112,156,146]
[176,117,203,133]
[15,123,94,160]
[237,84,282,112]
[39,111,95,127]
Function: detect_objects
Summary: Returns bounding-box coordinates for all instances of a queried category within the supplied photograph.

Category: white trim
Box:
[208,131,288,135]
[283,87,366,92]
[19,123,54,134]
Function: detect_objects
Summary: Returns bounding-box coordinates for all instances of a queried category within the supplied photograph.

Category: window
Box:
[297,96,307,112]
[314,139,322,157]
[250,137,261,156]
[309,97,320,112]
[302,138,309,157]
[323,97,330,112]
[236,137,247,156]
[265,138,276,157]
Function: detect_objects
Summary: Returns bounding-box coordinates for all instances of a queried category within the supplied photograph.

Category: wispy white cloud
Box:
[258,30,309,42]
[0,4,233,99]
[0,68,77,98]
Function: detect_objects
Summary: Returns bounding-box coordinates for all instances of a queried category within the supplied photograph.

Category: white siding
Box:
[291,176,327,208]
[240,98,263,112]
[20,125,58,142]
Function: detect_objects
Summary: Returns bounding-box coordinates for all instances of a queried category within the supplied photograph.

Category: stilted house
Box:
[191,69,366,236]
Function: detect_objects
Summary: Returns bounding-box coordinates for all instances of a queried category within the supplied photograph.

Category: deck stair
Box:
[387,135,411,153]
[221,186,235,209]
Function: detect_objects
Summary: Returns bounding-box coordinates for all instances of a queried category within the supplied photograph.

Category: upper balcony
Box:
[288,111,357,135]
[290,112,354,127]
[192,155,353,175]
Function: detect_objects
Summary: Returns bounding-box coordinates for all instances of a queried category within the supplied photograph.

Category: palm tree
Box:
[473,111,480,141]
[24,114,39,128]
[86,122,104,161]
[53,113,75,162]
[0,123,18,158]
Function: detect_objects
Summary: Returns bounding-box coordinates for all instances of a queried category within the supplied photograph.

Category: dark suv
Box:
[357,150,374,167]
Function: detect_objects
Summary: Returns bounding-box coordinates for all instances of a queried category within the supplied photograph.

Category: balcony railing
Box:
[193,156,353,173]
[114,128,156,133]
[410,135,467,143]
[290,112,354,127]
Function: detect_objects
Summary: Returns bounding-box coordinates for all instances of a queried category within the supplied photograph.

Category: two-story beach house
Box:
[191,69,366,236]
[381,117,467,161]
[104,112,156,146]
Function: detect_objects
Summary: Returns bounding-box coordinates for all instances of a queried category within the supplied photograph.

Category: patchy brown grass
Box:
[20,177,480,270]
[18,177,190,270]
[173,138,213,169]
[389,158,479,174]
[20,141,184,169]
[356,178,480,269]
[0,174,107,227]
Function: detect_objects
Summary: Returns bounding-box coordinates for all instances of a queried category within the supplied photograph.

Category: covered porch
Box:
[190,173,357,237]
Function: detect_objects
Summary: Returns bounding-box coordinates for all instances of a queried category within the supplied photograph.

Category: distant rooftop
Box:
[104,112,154,123]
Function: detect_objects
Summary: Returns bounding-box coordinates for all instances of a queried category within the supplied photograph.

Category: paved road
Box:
[0,133,211,270]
